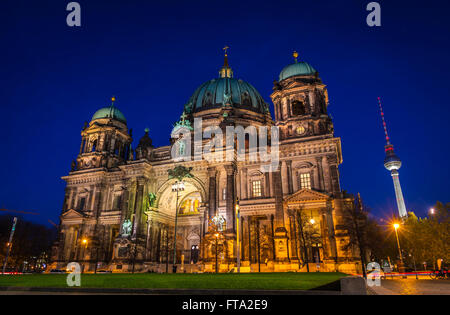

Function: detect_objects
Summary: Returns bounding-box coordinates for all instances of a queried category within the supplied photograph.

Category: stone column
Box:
[272,165,284,227]
[321,156,331,192]
[240,168,248,199]
[281,161,288,196]
[132,179,145,237]
[316,157,325,191]
[268,171,273,197]
[247,216,252,263]
[207,167,216,221]
[264,172,270,197]
[292,170,299,192]
[286,160,293,194]
[119,180,132,235]
[224,165,235,232]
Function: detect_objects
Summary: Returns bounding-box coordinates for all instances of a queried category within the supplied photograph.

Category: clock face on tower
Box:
[296,125,306,135]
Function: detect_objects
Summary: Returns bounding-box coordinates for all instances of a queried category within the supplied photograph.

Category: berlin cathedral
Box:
[51,50,361,274]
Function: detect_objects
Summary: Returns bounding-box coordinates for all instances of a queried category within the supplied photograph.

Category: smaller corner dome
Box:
[138,128,153,148]
[279,61,317,81]
[91,105,127,124]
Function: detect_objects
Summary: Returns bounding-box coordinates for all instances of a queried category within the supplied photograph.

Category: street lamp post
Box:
[235,198,240,273]
[171,180,184,273]
[393,223,406,278]
[168,165,193,274]
[215,233,219,273]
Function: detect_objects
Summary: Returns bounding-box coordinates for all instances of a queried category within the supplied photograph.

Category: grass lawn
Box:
[0,272,346,290]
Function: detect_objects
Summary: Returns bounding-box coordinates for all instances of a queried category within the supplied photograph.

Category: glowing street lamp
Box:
[429,208,435,215]
[235,198,240,273]
[309,218,315,225]
[393,223,405,277]
[82,238,88,249]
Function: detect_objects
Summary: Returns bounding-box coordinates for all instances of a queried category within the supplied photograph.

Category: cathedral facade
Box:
[51,52,361,273]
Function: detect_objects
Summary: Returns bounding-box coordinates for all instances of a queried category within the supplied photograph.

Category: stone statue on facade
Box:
[121,219,132,237]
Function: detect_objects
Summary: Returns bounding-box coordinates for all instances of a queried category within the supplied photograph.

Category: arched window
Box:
[91,140,97,152]
[203,92,213,107]
[292,100,306,115]
[242,92,252,107]
[179,140,186,156]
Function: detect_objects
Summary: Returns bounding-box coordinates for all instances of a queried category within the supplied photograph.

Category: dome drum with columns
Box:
[52,50,361,274]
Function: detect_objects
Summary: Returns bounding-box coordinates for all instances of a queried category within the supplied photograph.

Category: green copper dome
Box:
[279,61,317,81]
[92,105,127,124]
[183,51,269,114]
[185,77,269,114]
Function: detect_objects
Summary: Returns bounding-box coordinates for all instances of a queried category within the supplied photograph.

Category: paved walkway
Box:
[368,279,450,295]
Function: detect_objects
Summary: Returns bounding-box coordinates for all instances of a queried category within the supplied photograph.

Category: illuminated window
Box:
[179,193,201,215]
[300,173,311,189]
[252,180,262,198]
[222,188,227,200]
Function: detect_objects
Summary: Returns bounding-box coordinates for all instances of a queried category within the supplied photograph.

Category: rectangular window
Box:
[252,180,262,198]
[222,188,227,200]
[300,173,311,190]
[78,197,86,211]
[113,195,122,210]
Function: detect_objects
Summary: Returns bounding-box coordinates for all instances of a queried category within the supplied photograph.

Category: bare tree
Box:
[339,194,369,278]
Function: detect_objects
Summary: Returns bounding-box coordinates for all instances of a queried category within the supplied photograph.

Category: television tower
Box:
[378,97,407,218]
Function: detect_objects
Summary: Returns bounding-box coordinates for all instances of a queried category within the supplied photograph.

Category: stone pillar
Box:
[79,138,85,155]
[207,167,216,221]
[264,172,270,197]
[281,161,288,196]
[268,171,273,197]
[286,160,293,194]
[322,156,331,192]
[316,157,325,191]
[272,165,284,227]
[292,170,299,192]
[132,179,145,237]
[240,168,248,199]
[247,216,252,263]
[119,181,132,235]
[224,165,235,232]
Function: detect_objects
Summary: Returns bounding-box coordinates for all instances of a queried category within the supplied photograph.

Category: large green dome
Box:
[92,105,127,124]
[184,52,269,114]
[279,61,317,81]
[185,77,269,114]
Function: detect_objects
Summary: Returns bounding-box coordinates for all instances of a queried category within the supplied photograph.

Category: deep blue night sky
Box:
[1,0,449,226]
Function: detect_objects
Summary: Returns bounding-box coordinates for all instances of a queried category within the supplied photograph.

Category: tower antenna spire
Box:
[378,97,408,218]
[378,96,391,146]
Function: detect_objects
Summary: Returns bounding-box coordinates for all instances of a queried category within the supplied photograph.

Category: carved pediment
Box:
[284,188,330,203]
[61,209,86,220]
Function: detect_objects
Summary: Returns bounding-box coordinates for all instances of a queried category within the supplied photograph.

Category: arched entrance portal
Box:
[151,178,206,266]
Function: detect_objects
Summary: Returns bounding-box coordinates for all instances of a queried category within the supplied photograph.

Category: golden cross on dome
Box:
[223,46,230,56]
[111,96,116,105]
[293,51,299,63]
